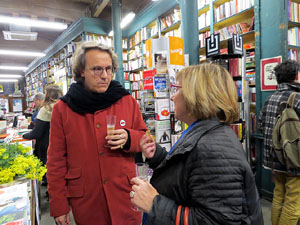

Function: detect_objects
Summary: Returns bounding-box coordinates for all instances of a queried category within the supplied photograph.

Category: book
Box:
[160,143,171,152]
[154,52,168,74]
[153,76,168,98]
[155,120,171,144]
[155,98,171,120]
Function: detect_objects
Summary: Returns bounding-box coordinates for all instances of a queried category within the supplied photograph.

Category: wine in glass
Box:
[106,115,116,147]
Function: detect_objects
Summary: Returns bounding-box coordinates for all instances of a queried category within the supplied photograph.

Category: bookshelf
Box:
[199,0,255,59]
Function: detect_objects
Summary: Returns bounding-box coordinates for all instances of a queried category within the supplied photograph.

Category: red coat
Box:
[47,95,147,225]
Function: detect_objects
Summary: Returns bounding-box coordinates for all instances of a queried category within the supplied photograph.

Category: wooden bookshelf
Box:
[292,0,300,4]
[214,0,232,8]
[199,26,210,33]
[198,5,210,16]
[161,21,181,35]
[214,7,254,30]
[288,21,300,29]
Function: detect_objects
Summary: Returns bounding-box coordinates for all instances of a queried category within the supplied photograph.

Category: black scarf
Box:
[60,80,130,114]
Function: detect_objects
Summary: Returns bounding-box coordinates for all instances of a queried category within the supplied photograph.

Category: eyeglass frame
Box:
[170,83,182,92]
[89,65,116,76]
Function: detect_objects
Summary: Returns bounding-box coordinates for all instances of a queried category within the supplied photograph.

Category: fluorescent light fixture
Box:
[0,50,45,57]
[0,75,22,78]
[108,12,136,36]
[3,31,38,41]
[0,66,28,71]
[0,15,67,30]
[0,79,18,82]
[121,12,135,29]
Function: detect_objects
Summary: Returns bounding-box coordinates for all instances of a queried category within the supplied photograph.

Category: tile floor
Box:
[39,185,272,225]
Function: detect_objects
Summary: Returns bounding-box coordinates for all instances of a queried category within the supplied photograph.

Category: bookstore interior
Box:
[0,0,297,223]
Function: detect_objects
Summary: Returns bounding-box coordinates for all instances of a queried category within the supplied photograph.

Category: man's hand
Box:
[55,213,71,225]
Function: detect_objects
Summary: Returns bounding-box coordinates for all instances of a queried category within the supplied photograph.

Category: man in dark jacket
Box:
[259,60,300,225]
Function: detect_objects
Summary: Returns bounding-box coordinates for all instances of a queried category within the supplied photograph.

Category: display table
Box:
[0,178,38,225]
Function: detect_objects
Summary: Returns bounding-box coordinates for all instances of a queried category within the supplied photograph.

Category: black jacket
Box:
[146,119,264,225]
[23,119,50,165]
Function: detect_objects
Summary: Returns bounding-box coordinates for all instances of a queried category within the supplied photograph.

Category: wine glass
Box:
[105,115,116,148]
[131,163,149,211]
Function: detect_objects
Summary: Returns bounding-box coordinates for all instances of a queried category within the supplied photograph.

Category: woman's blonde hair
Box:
[42,85,63,111]
[72,41,119,83]
[176,63,239,124]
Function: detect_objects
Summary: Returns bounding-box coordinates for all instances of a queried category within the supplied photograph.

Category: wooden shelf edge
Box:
[198,5,210,16]
[214,7,254,30]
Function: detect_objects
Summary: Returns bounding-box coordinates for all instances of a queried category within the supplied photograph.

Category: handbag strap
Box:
[184,207,189,225]
[176,205,189,225]
[176,205,182,225]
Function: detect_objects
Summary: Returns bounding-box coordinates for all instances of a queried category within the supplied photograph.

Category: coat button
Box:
[96,124,100,128]
[99,152,104,156]
[103,179,107,184]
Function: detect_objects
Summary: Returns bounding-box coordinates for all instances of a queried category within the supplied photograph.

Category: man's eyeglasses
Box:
[170,83,182,92]
[90,66,114,76]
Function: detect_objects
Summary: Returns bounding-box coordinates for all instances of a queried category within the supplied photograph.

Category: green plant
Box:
[0,142,47,184]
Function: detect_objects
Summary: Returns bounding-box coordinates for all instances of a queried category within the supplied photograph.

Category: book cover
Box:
[153,76,168,98]
[0,182,29,225]
[155,98,170,120]
[155,120,171,144]
[160,143,171,152]
[143,69,156,90]
[154,52,168,74]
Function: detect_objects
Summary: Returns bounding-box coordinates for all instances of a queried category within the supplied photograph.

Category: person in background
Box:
[132,63,264,225]
[258,60,300,225]
[29,92,45,129]
[23,85,63,185]
[46,41,147,225]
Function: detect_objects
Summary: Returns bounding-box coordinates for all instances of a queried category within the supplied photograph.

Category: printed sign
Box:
[261,56,282,91]
[169,36,184,66]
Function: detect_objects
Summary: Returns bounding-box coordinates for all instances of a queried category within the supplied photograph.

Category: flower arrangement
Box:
[0,142,47,184]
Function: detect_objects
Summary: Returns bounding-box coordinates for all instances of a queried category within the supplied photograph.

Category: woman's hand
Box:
[130,177,159,213]
[140,134,156,158]
[105,128,128,150]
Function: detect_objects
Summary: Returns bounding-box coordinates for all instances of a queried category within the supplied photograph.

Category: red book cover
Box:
[229,58,239,77]
[143,69,156,90]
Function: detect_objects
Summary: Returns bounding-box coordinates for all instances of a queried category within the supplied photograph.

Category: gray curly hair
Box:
[72,41,119,83]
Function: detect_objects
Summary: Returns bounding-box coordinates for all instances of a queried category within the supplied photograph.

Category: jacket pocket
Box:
[65,167,84,198]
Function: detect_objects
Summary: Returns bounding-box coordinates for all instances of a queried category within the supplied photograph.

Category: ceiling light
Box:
[0,66,28,71]
[0,50,45,57]
[0,75,22,78]
[3,31,38,41]
[108,12,136,36]
[0,79,18,82]
[121,12,135,29]
[0,15,67,30]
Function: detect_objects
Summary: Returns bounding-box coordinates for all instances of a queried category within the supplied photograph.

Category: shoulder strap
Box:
[287,92,297,108]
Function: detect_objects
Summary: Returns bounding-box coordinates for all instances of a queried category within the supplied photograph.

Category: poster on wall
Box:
[261,56,282,91]
[12,98,22,112]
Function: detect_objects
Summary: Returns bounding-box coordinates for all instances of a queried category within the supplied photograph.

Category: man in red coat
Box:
[47,41,147,225]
